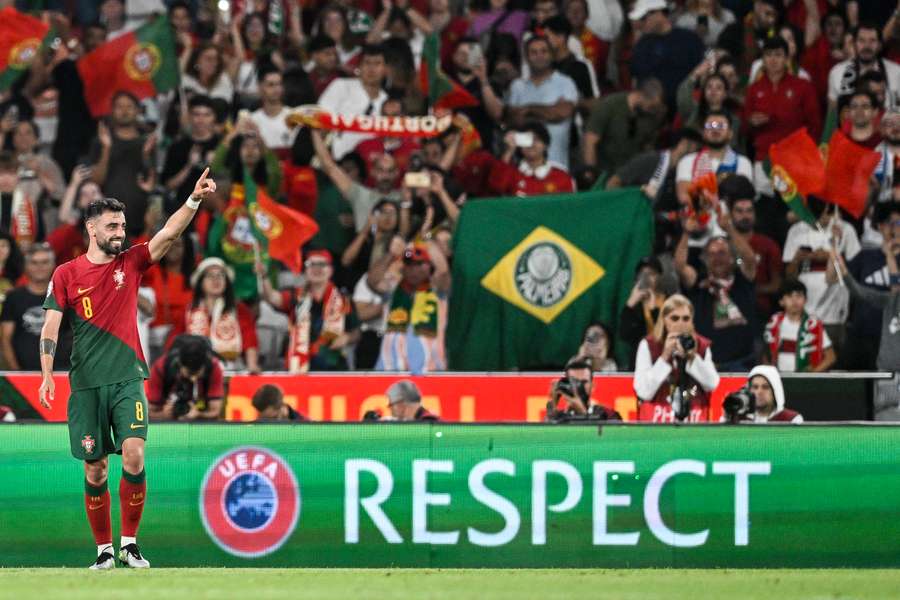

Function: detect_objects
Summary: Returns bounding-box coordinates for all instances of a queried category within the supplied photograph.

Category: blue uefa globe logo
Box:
[225,472,277,531]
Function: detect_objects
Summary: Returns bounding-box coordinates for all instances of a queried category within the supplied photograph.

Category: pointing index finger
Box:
[199,166,210,182]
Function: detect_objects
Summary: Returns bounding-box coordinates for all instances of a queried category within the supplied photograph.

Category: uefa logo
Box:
[199,446,300,558]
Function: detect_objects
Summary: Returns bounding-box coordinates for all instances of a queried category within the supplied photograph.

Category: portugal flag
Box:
[0,7,51,91]
[77,15,178,118]
[419,32,478,111]
[245,175,319,273]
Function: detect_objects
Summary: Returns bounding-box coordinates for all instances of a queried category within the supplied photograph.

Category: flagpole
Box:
[251,236,264,297]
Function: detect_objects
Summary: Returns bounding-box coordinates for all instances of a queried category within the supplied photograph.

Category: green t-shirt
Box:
[587,91,665,174]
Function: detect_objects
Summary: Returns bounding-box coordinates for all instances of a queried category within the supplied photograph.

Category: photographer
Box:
[253,385,306,421]
[147,335,225,421]
[488,122,576,197]
[723,366,803,423]
[633,294,720,422]
[546,356,622,422]
[364,380,438,422]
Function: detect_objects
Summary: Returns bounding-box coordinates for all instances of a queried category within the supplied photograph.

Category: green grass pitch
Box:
[1,568,898,599]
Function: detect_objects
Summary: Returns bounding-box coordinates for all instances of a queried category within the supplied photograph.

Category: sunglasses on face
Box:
[305,261,329,269]
[667,314,691,322]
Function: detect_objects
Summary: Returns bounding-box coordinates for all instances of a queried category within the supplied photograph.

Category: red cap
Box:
[305,249,333,266]
[403,246,430,263]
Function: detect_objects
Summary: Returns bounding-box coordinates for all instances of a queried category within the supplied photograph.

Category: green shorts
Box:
[67,379,148,461]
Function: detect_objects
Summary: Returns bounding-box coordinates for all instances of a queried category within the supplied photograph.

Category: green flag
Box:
[446,189,654,370]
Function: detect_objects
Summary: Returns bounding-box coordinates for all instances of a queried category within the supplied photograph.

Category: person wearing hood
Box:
[747,365,803,423]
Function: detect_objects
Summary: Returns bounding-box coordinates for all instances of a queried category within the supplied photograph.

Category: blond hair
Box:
[652,294,694,342]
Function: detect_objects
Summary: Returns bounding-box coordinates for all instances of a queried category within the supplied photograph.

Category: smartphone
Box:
[467,44,483,69]
[697,15,709,27]
[637,271,651,291]
[513,132,534,148]
[404,171,431,188]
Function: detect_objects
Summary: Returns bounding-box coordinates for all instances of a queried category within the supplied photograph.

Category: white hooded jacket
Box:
[748,365,803,423]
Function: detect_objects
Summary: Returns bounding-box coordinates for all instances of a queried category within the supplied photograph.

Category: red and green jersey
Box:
[43,243,154,391]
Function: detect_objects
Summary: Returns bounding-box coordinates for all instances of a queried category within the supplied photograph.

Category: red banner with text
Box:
[2,373,746,423]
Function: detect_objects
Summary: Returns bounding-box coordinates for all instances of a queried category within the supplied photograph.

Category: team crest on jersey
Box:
[114,269,125,290]
[200,446,300,558]
[81,435,96,454]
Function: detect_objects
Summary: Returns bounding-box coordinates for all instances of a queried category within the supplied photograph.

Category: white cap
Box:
[628,0,668,20]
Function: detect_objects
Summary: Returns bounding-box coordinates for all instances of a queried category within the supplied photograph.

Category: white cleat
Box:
[118,543,150,568]
[89,551,116,570]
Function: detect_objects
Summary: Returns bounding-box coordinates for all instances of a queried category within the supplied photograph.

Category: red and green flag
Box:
[769,129,821,224]
[0,6,51,91]
[244,175,319,273]
[821,130,880,219]
[419,32,478,111]
[77,14,179,118]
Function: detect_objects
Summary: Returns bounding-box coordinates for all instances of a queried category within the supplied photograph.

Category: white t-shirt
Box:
[675,150,753,183]
[775,316,833,372]
[782,220,861,324]
[251,106,296,152]
[352,276,388,334]
[318,78,388,160]
[827,58,900,107]
[181,73,234,103]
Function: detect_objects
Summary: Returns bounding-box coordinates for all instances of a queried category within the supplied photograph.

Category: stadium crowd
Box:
[0,0,899,393]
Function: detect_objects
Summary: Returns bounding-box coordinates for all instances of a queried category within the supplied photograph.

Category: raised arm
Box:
[311,129,354,197]
[38,309,63,408]
[149,168,216,262]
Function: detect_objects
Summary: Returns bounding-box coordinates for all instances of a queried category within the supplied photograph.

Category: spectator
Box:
[744,36,820,189]
[447,39,504,152]
[253,384,306,420]
[606,129,703,212]
[212,123,282,199]
[312,5,362,68]
[633,294,720,422]
[544,16,598,109]
[228,12,285,110]
[318,44,389,160]
[506,36,579,169]
[342,199,403,290]
[840,89,881,149]
[0,151,40,247]
[352,97,421,186]
[0,243,71,370]
[828,22,900,111]
[674,0,735,47]
[467,0,530,45]
[675,111,753,208]
[582,77,666,177]
[384,379,438,421]
[802,9,850,102]
[307,35,344,98]
[720,174,782,318]
[0,231,23,316]
[87,91,155,238]
[5,120,66,225]
[577,322,617,372]
[629,0,706,111]
[675,225,760,370]
[717,0,783,74]
[743,365,804,422]
[147,335,225,421]
[250,67,296,160]
[489,123,576,197]
[180,42,235,103]
[618,255,667,369]
[353,269,390,370]
[784,195,860,357]
[873,108,900,203]
[370,240,450,373]
[831,241,900,420]
[764,279,836,372]
[843,202,900,369]
[161,95,221,218]
[545,355,621,421]
[564,0,611,84]
[178,257,260,372]
[311,128,401,232]
[258,249,354,372]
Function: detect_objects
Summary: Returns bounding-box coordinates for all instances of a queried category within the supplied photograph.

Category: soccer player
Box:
[38,169,217,570]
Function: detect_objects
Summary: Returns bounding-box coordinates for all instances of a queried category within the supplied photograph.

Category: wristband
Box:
[185,195,202,210]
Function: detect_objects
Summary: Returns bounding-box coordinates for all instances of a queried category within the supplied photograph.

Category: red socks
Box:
[119,469,147,537]
[84,480,112,546]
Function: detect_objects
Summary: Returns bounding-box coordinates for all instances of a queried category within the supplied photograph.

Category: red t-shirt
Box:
[750,232,783,317]
[488,160,576,197]
[353,137,420,188]
[744,74,821,160]
[43,242,154,390]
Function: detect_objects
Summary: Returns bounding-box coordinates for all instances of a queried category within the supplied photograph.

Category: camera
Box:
[723,386,756,422]
[555,376,588,403]
[678,333,696,352]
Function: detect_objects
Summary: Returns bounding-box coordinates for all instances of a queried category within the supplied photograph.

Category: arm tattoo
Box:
[39,339,56,357]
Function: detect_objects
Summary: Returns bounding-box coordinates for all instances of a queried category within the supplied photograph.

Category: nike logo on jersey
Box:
[76,286,95,295]
[87,503,104,511]
[129,500,145,507]
[130,423,145,430]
